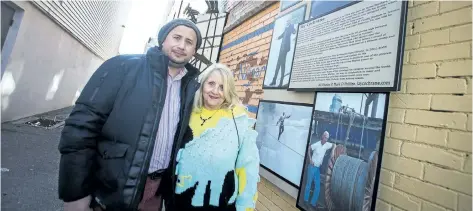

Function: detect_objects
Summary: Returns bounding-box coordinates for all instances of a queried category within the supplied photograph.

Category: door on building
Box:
[1,2,16,50]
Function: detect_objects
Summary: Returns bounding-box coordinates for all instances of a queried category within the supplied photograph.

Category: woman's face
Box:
[202,71,224,110]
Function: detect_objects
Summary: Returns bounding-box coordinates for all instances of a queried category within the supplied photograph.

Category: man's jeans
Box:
[304,165,320,206]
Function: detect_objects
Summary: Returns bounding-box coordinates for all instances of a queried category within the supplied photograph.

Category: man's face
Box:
[321,132,329,143]
[162,26,197,66]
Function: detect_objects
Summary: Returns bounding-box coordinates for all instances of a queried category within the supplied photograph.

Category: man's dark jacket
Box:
[58,46,200,210]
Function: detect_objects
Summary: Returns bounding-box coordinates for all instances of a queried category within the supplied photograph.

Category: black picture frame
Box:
[262,4,307,90]
[287,1,409,92]
[255,99,315,188]
[280,0,301,12]
[296,92,390,211]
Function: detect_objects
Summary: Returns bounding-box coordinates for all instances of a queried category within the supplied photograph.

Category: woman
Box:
[172,63,259,211]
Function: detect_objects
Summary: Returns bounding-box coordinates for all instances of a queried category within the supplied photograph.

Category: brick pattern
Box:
[219,2,279,118]
[221,1,472,211]
[380,2,472,211]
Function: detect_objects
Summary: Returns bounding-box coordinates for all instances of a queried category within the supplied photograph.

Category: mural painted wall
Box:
[219,2,279,118]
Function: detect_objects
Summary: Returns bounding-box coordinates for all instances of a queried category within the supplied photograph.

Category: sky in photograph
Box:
[314,93,386,119]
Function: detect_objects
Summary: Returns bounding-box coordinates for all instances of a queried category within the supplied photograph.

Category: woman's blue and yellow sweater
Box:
[174,106,260,211]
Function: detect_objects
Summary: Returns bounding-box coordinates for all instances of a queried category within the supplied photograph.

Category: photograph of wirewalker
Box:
[297,92,389,211]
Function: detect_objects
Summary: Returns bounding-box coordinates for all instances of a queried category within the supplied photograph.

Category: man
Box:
[304,131,333,207]
[58,19,202,211]
[269,18,296,87]
[276,112,291,140]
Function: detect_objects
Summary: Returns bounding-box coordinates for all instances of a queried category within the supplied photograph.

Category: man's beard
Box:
[168,57,189,68]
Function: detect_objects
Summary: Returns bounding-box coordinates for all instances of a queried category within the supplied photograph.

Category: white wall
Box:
[1,1,104,122]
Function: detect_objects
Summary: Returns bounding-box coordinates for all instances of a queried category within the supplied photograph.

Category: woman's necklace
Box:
[200,109,219,126]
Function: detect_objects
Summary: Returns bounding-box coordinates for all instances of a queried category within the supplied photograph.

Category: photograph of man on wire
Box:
[263,5,306,89]
[255,100,313,186]
[297,93,388,211]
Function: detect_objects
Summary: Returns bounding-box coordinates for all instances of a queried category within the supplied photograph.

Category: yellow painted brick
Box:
[432,95,472,112]
[403,51,410,65]
[464,155,472,173]
[394,175,457,209]
[448,131,473,153]
[413,7,472,33]
[391,206,405,211]
[375,199,391,211]
[413,0,430,7]
[256,201,270,211]
[437,60,472,77]
[258,182,272,198]
[382,153,424,178]
[422,201,446,211]
[439,1,472,13]
[402,63,437,79]
[416,127,448,147]
[386,123,392,137]
[407,78,467,94]
[400,80,408,93]
[450,24,472,42]
[468,78,472,94]
[468,114,472,131]
[402,142,463,170]
[384,138,403,156]
[424,164,472,195]
[378,184,421,211]
[420,29,450,47]
[270,192,295,211]
[408,1,438,21]
[404,35,420,50]
[390,94,431,109]
[458,194,473,211]
[406,109,468,130]
[391,123,416,141]
[410,43,471,63]
[387,108,406,123]
[380,168,395,187]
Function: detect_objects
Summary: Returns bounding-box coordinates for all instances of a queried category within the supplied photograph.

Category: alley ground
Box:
[1,107,73,211]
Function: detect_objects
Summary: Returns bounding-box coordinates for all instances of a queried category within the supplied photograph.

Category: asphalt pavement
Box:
[1,107,73,211]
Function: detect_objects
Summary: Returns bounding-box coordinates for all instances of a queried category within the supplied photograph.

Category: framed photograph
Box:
[296,92,389,211]
[288,1,408,92]
[263,5,306,89]
[280,0,301,12]
[255,100,313,187]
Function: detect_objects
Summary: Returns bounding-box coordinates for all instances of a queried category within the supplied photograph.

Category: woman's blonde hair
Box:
[193,63,241,111]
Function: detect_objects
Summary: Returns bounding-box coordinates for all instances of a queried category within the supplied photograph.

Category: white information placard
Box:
[289,1,407,91]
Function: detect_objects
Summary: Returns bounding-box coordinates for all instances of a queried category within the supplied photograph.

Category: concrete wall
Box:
[219,1,472,211]
[1,1,103,122]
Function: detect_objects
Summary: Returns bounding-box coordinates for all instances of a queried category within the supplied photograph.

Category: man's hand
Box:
[310,160,315,166]
[64,195,93,211]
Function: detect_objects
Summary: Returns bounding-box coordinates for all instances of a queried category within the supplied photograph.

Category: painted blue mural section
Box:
[221,23,275,51]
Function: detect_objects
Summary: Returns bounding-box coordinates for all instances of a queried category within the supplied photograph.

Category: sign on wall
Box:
[263,5,306,89]
[289,1,408,92]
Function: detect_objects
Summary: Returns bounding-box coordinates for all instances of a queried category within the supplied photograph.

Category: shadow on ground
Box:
[1,107,73,211]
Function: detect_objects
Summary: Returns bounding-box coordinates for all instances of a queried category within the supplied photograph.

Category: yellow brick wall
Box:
[220,1,472,211]
[219,3,279,119]
[378,1,472,211]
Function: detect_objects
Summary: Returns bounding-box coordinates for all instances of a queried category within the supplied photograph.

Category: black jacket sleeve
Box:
[58,56,126,202]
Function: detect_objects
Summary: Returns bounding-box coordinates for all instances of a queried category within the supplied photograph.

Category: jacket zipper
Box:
[89,72,109,101]
[129,59,168,209]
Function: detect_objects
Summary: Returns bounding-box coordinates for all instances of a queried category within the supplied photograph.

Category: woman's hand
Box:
[64,195,93,211]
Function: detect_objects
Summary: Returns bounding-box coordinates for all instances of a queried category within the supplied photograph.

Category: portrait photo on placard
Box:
[297,92,388,211]
[255,100,313,186]
[309,0,357,19]
[263,5,306,89]
[280,0,301,12]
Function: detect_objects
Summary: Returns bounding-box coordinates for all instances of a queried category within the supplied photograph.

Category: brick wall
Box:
[377,1,472,211]
[219,1,472,211]
[219,2,279,118]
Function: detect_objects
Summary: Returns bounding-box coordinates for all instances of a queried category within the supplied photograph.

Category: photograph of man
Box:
[269,19,296,87]
[304,131,333,208]
[263,5,306,89]
[276,112,291,140]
